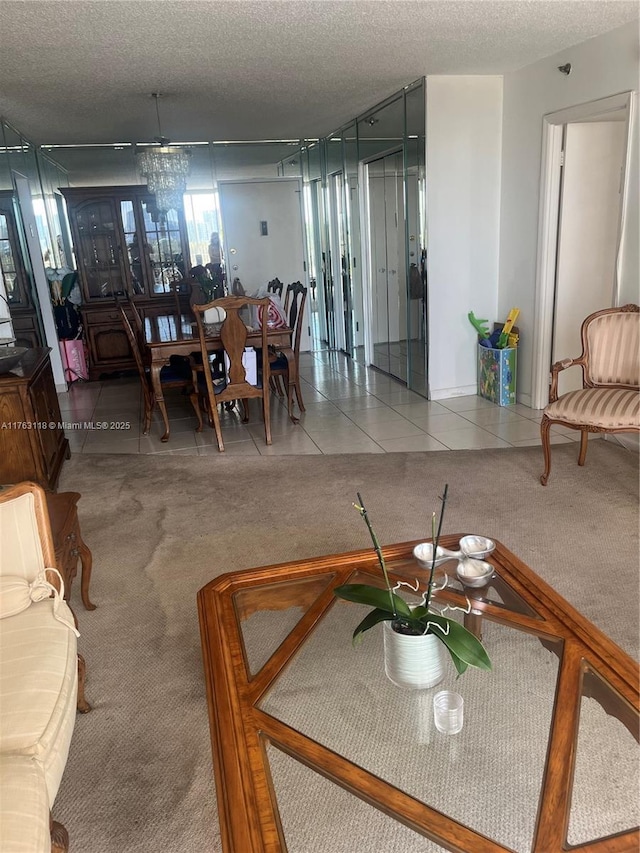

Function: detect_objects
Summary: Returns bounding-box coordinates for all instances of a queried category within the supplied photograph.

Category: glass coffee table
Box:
[197,536,639,853]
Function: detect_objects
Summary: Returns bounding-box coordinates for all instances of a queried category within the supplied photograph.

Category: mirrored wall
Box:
[280,78,428,396]
[1,121,69,348]
[2,79,426,393]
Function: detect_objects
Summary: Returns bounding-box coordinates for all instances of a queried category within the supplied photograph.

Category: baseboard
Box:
[517,391,534,408]
[430,384,477,401]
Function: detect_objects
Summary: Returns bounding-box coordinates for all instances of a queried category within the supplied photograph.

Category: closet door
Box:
[368,150,405,381]
[385,150,405,382]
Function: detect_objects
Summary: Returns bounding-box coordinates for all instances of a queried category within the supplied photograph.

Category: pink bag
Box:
[59,339,88,383]
[258,296,288,329]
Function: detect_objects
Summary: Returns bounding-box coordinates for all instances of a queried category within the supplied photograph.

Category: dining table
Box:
[144,313,298,442]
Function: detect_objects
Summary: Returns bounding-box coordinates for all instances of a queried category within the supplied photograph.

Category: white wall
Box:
[498,21,640,405]
[425,76,503,399]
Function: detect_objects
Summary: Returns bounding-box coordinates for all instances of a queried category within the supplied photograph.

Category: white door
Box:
[218,178,310,351]
[367,151,406,381]
[552,121,626,395]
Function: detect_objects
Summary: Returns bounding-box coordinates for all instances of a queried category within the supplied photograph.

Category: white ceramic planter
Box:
[383,621,445,689]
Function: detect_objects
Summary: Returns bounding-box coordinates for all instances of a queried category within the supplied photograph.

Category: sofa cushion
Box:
[0,492,45,583]
[544,388,640,429]
[0,754,50,853]
[0,598,78,801]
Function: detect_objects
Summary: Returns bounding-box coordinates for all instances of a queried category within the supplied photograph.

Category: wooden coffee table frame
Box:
[197,536,639,853]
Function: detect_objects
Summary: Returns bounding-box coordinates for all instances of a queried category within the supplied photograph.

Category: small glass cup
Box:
[433,690,464,734]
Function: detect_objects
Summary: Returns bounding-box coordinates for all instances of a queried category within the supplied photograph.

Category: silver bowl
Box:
[459,535,495,560]
[456,557,494,588]
[0,346,28,374]
[413,542,461,569]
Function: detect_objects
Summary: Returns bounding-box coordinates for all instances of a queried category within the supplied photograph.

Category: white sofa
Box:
[0,482,88,853]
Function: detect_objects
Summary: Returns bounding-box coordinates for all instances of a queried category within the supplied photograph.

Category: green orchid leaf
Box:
[408,604,429,620]
[426,613,492,671]
[333,584,412,618]
[445,645,469,676]
[352,608,393,643]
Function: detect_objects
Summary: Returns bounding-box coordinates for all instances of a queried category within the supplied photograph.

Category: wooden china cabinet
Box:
[61,186,191,379]
[0,191,42,349]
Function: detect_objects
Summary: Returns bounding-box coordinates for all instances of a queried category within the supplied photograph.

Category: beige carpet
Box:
[53,441,639,852]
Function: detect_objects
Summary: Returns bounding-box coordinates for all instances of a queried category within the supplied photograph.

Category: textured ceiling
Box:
[0,0,638,146]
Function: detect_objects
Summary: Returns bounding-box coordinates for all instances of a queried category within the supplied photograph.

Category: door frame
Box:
[531,91,634,410]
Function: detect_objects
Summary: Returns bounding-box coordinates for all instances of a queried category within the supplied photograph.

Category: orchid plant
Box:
[333,485,492,676]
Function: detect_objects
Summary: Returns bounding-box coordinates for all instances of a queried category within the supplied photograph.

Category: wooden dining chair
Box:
[190,296,272,451]
[267,278,283,299]
[116,302,201,436]
[271,281,307,413]
[124,292,145,349]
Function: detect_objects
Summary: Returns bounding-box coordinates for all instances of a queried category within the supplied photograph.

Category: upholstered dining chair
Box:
[116,302,201,436]
[190,296,272,451]
[271,281,308,413]
[540,303,640,485]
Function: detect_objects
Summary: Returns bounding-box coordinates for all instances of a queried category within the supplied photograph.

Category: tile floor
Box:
[57,351,584,457]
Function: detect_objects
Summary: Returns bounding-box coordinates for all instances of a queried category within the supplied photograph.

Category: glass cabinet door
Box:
[0,195,30,308]
[0,212,21,305]
[74,199,129,299]
[140,201,186,294]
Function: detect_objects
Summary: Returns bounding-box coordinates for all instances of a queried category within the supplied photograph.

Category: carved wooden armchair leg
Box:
[77,653,92,714]
[50,815,69,853]
[578,428,589,466]
[540,414,553,486]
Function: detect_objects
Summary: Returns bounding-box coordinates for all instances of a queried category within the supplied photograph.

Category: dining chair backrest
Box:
[124,292,145,345]
[192,296,271,402]
[191,296,273,449]
[283,282,308,357]
[269,282,307,415]
[267,278,283,298]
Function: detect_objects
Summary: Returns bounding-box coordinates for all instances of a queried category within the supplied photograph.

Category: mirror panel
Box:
[282,80,427,392]
[1,79,426,393]
[405,82,428,394]
[342,122,360,361]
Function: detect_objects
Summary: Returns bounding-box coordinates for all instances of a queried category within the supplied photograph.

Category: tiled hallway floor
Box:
[57,351,582,456]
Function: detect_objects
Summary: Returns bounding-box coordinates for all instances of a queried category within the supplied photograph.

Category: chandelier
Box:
[137,93,190,216]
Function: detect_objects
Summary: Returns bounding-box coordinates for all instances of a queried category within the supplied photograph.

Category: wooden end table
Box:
[198,536,639,853]
[46,491,96,611]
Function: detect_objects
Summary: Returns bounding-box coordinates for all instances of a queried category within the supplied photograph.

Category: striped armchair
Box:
[540,304,640,485]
